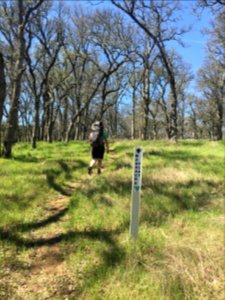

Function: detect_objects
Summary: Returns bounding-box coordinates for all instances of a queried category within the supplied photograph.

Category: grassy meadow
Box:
[0,140,224,300]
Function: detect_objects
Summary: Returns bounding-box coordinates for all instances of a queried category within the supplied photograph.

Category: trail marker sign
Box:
[130,147,143,239]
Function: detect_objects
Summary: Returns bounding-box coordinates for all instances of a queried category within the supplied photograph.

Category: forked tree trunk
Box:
[3,0,44,157]
[3,1,25,158]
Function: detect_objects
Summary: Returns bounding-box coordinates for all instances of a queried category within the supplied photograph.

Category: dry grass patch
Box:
[149,167,203,184]
[158,214,225,300]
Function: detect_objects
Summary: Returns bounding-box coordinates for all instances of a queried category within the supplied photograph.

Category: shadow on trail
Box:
[6,207,69,233]
[0,217,128,297]
[43,159,86,196]
[0,227,125,249]
[45,170,72,196]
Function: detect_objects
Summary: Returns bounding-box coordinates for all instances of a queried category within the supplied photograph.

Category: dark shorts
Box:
[92,145,105,159]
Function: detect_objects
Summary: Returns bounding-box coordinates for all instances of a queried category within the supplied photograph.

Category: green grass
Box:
[0,140,224,299]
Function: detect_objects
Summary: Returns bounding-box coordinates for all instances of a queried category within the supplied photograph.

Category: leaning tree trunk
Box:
[167,78,178,141]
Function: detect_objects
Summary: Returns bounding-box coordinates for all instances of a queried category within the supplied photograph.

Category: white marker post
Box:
[130,147,143,239]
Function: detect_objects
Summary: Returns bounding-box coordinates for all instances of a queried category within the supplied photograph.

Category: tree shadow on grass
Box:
[99,173,223,228]
[106,178,131,196]
[7,207,69,233]
[178,140,206,147]
[148,179,221,210]
[43,159,87,196]
[98,194,114,207]
[145,150,202,162]
[112,144,128,153]
[62,159,87,171]
[139,178,223,227]
[13,155,41,163]
[0,213,128,297]
[111,160,132,171]
[44,170,72,196]
[0,227,123,249]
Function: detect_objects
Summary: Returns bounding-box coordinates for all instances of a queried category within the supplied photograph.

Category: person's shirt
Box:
[102,129,108,142]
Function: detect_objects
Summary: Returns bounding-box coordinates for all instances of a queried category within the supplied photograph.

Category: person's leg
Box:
[88,146,96,175]
[97,159,102,174]
[88,159,96,175]
[89,159,96,168]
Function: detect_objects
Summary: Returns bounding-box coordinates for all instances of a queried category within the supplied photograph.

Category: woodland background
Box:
[0,0,224,158]
[0,2,224,299]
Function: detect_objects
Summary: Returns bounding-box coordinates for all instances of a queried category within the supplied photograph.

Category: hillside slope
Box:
[0,140,224,299]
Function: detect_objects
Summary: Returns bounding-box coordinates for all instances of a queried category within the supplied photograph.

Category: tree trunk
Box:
[191,116,198,139]
[214,90,223,140]
[61,97,68,141]
[41,88,51,141]
[180,97,185,139]
[3,0,25,158]
[152,117,158,140]
[47,121,54,143]
[31,95,40,148]
[100,94,107,120]
[114,100,118,137]
[0,52,6,125]
[65,122,73,142]
[82,106,90,140]
[143,66,150,140]
[0,51,6,156]
[131,87,136,139]
[46,101,54,143]
[74,115,81,140]
[168,86,178,140]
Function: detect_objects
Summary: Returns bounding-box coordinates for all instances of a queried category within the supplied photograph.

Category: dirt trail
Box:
[5,181,84,299]
[2,155,117,299]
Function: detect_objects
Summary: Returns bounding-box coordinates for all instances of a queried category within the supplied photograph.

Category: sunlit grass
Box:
[0,140,224,299]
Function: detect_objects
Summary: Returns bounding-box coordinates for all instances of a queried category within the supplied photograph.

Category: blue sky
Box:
[172,1,212,74]
[65,0,213,90]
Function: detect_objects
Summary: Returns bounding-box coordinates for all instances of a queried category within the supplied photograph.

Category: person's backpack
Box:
[89,121,103,147]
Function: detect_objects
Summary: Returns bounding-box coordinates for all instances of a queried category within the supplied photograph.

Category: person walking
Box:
[88,121,109,175]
